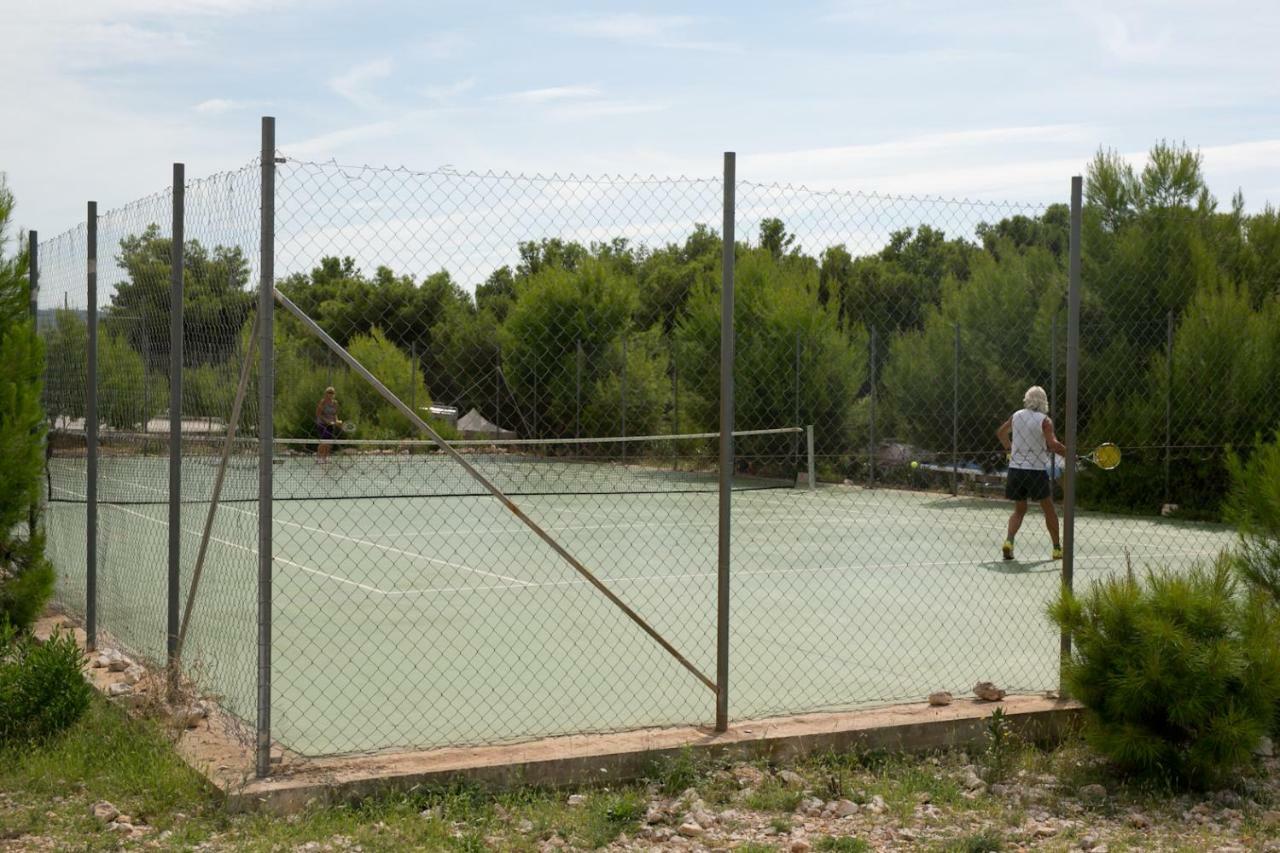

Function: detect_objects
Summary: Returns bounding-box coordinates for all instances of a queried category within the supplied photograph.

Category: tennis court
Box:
[45,445,1235,756]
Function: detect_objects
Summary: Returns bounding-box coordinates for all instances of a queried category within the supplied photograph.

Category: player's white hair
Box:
[1023,385,1049,414]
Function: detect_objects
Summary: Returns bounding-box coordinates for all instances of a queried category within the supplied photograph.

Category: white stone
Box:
[866,795,887,815]
[566,794,586,807]
[973,681,1006,701]
[107,682,133,697]
[777,770,806,787]
[107,653,131,673]
[1079,783,1107,802]
[122,664,144,685]
[733,765,765,787]
[835,799,859,817]
[91,801,119,822]
[1256,737,1275,758]
[677,821,704,837]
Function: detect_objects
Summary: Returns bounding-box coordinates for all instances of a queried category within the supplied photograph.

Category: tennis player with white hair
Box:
[996,385,1067,561]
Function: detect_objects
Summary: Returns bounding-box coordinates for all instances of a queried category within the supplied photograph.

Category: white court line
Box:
[56,482,413,597]
[95,471,527,588]
[327,547,1222,599]
[219,502,533,588]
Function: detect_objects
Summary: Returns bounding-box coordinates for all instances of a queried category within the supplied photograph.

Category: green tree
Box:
[41,309,87,427]
[97,331,157,430]
[499,259,636,439]
[0,176,53,630]
[345,328,431,439]
[110,225,253,370]
[881,244,1065,458]
[676,248,866,467]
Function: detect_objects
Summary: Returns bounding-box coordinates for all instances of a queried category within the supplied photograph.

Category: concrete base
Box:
[36,613,1081,815]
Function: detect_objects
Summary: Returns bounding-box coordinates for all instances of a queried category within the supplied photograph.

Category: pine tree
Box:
[0,175,53,631]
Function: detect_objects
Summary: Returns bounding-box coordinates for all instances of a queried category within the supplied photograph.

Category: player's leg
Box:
[1004,500,1027,559]
[1039,497,1062,558]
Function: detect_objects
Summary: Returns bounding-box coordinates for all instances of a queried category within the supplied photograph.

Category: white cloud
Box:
[193,98,253,114]
[550,100,669,120]
[498,85,602,104]
[417,32,470,60]
[423,79,477,103]
[285,121,401,160]
[330,58,394,110]
[558,13,694,40]
[549,13,737,51]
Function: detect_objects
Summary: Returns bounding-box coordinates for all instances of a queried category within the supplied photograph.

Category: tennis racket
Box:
[1079,442,1121,470]
[340,420,356,434]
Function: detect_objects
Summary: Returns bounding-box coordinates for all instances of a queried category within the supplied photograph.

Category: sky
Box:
[3,0,1279,247]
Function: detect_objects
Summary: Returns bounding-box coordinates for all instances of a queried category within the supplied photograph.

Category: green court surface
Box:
[45,461,1235,757]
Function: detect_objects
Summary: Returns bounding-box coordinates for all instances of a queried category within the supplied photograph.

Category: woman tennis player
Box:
[315,386,342,464]
[996,385,1066,561]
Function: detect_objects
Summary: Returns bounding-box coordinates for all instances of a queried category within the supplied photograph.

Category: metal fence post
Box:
[620,333,628,459]
[716,151,735,732]
[27,230,38,321]
[867,326,877,487]
[1061,176,1083,674]
[1051,312,1058,486]
[952,322,960,496]
[257,117,276,777]
[495,346,502,441]
[794,331,801,466]
[141,321,150,431]
[1164,310,1173,505]
[28,230,38,539]
[86,201,98,652]
[575,340,582,440]
[168,163,185,672]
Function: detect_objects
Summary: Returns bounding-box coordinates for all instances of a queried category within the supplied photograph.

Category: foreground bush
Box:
[1226,431,1280,605]
[1050,557,1280,787]
[0,623,93,744]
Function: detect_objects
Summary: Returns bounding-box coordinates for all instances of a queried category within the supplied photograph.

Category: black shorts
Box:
[317,421,338,441]
[1005,467,1050,502]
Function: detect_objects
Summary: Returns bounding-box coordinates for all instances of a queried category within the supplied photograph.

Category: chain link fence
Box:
[35,124,1257,772]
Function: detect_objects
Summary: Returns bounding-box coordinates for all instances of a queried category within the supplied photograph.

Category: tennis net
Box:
[47,426,812,505]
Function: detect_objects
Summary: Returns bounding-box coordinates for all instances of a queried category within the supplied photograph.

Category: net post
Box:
[716,151,735,732]
[867,326,877,487]
[1061,176,1083,679]
[806,424,816,492]
[167,163,185,678]
[256,117,276,778]
[1164,310,1173,505]
[86,201,98,652]
[952,322,959,496]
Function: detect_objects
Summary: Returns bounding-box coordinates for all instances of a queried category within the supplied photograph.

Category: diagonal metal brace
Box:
[273,287,717,694]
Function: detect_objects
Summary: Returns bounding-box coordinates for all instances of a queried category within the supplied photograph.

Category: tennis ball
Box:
[910,460,919,469]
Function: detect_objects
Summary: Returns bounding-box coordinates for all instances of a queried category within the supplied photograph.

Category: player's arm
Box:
[315,400,325,423]
[1042,418,1067,456]
[996,419,1012,452]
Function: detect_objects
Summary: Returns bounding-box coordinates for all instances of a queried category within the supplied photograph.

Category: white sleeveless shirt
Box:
[1010,409,1050,470]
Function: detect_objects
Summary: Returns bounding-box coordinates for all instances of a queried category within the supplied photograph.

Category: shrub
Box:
[1049,556,1280,787]
[0,624,93,744]
[1225,431,1280,604]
